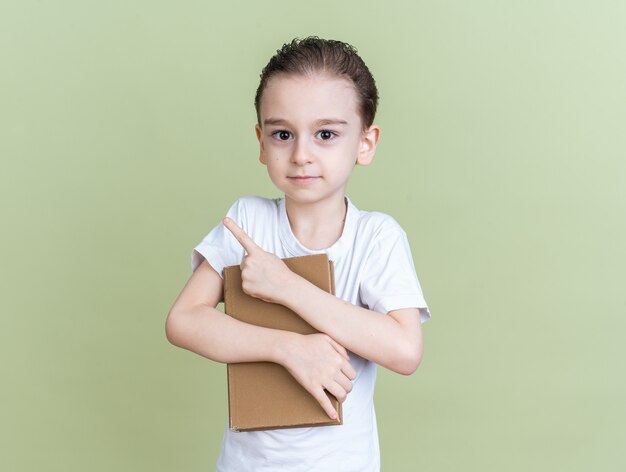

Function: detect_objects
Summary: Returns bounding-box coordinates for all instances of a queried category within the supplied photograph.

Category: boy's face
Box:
[255,73,380,207]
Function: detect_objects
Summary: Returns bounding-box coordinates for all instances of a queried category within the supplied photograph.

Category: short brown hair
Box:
[254,37,379,129]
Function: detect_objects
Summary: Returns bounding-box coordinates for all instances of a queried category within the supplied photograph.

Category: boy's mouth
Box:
[288,175,321,184]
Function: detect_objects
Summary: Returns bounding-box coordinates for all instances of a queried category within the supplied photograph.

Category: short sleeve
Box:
[359,223,431,324]
[191,199,247,277]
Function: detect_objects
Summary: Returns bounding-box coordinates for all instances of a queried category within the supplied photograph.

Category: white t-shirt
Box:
[192,195,430,472]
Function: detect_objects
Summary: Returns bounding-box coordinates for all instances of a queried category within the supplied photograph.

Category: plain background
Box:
[2,1,625,470]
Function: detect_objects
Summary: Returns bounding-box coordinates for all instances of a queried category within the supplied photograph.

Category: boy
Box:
[166,37,430,471]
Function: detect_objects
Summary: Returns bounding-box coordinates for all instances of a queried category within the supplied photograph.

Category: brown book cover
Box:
[223,253,341,432]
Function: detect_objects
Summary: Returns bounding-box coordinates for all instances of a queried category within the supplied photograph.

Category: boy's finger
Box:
[335,374,353,395]
[223,217,262,254]
[312,388,338,420]
[342,362,357,381]
[327,337,350,361]
[326,380,348,403]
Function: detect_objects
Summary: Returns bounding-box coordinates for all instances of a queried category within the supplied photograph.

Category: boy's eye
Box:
[272,130,292,141]
[317,130,336,140]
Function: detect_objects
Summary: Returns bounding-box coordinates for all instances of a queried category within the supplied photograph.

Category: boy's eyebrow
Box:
[263,118,290,126]
[316,118,349,126]
[263,118,349,127]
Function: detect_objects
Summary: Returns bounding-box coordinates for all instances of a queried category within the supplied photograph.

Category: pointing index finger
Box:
[223,217,262,255]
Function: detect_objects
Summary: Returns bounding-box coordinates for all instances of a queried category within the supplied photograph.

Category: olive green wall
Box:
[2,1,625,470]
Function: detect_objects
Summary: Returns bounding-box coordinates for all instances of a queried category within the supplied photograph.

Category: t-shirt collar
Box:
[278,196,358,258]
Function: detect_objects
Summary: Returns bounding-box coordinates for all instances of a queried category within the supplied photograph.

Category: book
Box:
[223,253,341,432]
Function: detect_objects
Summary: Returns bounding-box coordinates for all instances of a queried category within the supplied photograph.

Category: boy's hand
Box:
[223,217,297,305]
[280,332,357,420]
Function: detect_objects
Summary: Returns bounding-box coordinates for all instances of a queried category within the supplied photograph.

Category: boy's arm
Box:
[283,284,423,375]
[223,218,424,375]
[165,258,356,419]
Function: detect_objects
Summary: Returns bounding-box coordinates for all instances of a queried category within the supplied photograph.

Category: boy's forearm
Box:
[279,276,423,374]
[167,303,356,420]
[166,304,294,365]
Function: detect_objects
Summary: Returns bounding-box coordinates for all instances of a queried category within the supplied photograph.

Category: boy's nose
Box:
[290,139,313,165]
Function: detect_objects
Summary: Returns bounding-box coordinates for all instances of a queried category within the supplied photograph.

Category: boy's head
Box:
[255,37,379,131]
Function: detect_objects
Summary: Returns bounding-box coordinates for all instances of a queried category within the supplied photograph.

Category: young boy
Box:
[166,37,430,471]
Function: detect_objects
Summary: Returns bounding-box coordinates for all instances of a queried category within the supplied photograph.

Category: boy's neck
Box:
[284,196,348,251]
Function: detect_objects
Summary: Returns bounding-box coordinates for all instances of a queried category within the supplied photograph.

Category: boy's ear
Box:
[255,124,267,165]
[356,124,381,166]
